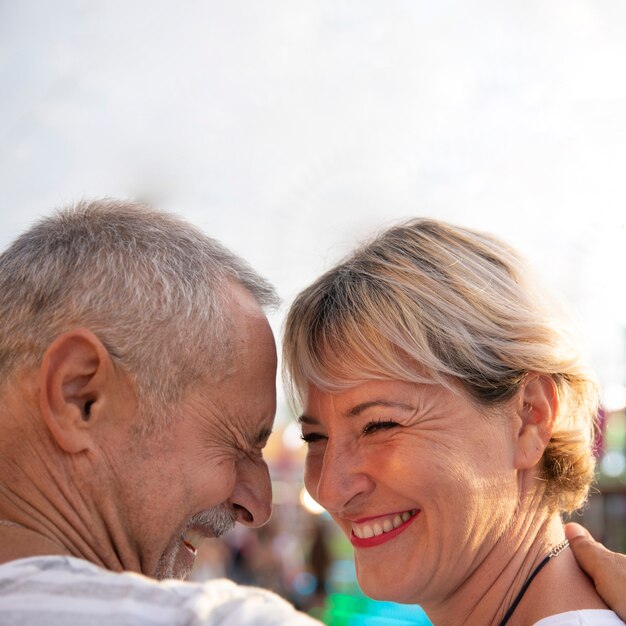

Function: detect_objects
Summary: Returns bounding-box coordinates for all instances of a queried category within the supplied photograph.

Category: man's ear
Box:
[38,329,112,454]
[514,375,558,470]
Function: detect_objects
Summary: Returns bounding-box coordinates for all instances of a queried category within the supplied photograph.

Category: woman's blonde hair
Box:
[283,218,599,513]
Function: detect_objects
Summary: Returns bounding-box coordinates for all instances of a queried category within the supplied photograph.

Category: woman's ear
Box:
[38,329,112,454]
[514,375,558,470]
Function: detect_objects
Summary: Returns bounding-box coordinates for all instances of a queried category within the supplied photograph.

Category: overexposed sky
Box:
[1,0,626,402]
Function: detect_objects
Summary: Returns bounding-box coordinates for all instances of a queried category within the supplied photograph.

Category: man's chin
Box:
[155,562,194,581]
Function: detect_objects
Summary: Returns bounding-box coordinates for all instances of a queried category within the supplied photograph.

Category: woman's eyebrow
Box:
[347,400,415,417]
[298,400,416,425]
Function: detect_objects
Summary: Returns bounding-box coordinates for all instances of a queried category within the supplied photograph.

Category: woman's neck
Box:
[423,514,607,626]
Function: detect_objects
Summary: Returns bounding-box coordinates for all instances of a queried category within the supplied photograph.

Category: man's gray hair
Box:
[0,198,278,421]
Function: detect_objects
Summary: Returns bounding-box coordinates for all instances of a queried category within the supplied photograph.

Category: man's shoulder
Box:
[0,555,320,625]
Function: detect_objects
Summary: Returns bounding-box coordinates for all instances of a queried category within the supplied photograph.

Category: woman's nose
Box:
[310,439,374,515]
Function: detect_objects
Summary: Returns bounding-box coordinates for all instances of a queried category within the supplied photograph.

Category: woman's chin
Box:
[357,573,419,605]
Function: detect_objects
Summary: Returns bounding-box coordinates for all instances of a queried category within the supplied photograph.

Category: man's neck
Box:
[0,521,70,564]
[0,472,143,574]
[0,438,133,574]
[0,378,146,576]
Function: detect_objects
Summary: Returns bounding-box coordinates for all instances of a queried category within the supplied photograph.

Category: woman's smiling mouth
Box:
[350,509,419,548]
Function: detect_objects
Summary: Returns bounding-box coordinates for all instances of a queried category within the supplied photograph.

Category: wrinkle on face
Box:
[301,379,522,605]
[84,283,278,579]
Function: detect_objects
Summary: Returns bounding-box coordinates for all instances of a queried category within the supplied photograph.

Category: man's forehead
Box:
[228,287,276,357]
[208,282,277,382]
[226,281,269,319]
[181,379,275,433]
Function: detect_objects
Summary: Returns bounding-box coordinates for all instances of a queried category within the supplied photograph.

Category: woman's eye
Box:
[300,432,327,444]
[362,420,398,435]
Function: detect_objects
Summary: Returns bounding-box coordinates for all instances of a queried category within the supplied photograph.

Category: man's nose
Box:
[230,456,272,527]
[314,439,374,515]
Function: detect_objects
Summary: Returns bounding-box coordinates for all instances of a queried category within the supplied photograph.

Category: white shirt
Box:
[0,555,321,625]
[535,610,626,625]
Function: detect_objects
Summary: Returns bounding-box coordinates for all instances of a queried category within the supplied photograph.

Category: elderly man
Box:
[0,200,318,624]
[0,199,624,625]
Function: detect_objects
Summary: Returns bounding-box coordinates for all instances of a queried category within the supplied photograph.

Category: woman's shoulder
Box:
[534,610,626,625]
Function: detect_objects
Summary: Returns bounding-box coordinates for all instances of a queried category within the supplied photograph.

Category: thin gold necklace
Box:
[0,519,27,530]
[0,519,68,554]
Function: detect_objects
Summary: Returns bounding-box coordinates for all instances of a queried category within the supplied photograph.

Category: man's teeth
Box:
[182,529,205,555]
[352,510,417,539]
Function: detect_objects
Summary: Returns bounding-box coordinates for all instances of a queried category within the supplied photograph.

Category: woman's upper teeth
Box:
[352,510,416,539]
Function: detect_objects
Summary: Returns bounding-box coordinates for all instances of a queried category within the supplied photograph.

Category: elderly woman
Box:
[283,219,624,626]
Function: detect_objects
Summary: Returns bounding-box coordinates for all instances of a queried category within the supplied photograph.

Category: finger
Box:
[564,522,608,578]
[564,522,591,542]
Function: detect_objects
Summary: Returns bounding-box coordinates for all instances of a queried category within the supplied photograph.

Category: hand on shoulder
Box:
[565,522,626,622]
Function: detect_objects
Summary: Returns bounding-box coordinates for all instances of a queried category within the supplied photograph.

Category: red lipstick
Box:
[350,511,418,548]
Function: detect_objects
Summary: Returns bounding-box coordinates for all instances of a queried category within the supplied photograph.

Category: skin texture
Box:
[565,522,626,622]
[0,283,277,580]
[301,380,520,604]
[1,276,623,619]
[300,379,607,624]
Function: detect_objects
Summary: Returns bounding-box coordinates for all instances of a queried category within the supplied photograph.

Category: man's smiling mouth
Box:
[182,529,207,555]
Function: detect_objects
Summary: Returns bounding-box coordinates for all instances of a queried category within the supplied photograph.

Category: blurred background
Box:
[2,1,626,623]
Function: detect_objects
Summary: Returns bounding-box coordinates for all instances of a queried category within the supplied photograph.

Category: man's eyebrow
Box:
[251,426,273,446]
[298,414,318,426]
[347,400,415,417]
